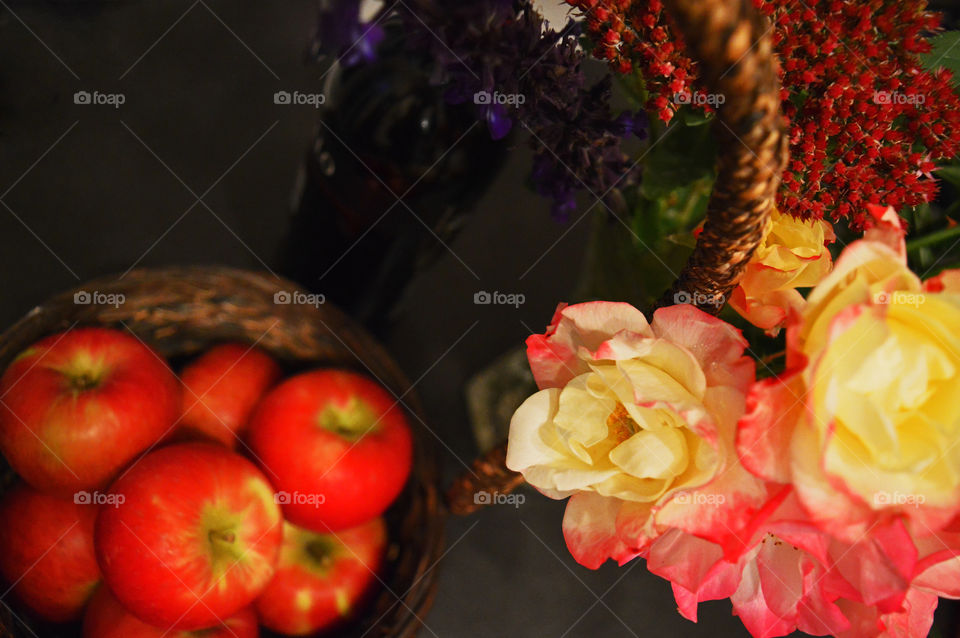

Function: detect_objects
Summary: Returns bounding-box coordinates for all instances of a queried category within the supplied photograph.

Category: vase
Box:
[277,34,506,334]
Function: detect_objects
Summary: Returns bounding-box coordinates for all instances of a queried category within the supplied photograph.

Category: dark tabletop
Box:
[1,3,957,638]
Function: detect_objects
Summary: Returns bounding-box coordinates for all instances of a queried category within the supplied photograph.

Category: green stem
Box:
[906,225,960,252]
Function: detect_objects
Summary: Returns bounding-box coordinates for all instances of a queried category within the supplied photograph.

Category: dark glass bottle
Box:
[278,34,506,334]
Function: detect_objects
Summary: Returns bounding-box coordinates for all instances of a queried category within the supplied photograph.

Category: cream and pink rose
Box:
[506,301,766,568]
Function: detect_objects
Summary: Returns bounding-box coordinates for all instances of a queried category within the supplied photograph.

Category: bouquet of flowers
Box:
[495,1,960,637]
[506,204,960,637]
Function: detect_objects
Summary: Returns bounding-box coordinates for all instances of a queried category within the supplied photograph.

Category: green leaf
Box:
[935,164,960,191]
[922,31,960,82]
[680,107,713,127]
[639,123,716,201]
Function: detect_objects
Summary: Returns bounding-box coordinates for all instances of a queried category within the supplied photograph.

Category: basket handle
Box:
[657,0,787,312]
[446,0,786,515]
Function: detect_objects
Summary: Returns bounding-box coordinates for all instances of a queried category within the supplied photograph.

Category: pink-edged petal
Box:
[559,301,652,343]
[671,582,700,622]
[911,532,960,598]
[561,492,646,569]
[526,301,651,389]
[730,557,797,638]
[796,563,851,637]
[664,553,745,623]
[647,528,725,593]
[753,537,848,637]
[829,517,917,609]
[756,540,806,623]
[924,268,960,293]
[656,386,770,555]
[728,285,795,333]
[863,204,907,258]
[837,588,937,638]
[737,372,805,484]
[880,589,938,638]
[650,304,754,392]
[654,457,769,555]
[526,331,584,391]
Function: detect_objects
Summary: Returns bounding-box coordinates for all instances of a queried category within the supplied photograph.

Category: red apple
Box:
[0,483,100,622]
[83,587,258,638]
[247,369,413,531]
[0,327,180,496]
[178,343,281,448]
[94,443,282,631]
[255,518,386,635]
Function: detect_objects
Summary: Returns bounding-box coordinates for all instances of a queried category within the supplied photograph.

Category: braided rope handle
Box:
[658,0,787,311]
[446,0,787,515]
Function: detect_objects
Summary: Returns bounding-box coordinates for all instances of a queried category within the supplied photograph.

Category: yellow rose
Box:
[738,239,960,539]
[729,208,834,333]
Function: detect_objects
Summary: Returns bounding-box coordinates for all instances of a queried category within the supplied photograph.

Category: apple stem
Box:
[209,530,236,545]
[306,539,337,568]
[70,372,100,391]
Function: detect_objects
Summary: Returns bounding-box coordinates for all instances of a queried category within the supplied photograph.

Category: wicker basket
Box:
[447,0,789,513]
[0,266,444,638]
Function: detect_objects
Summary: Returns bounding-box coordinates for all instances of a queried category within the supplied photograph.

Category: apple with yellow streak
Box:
[255,518,386,635]
[0,327,180,496]
[94,444,282,631]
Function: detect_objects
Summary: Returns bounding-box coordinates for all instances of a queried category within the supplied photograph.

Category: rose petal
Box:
[561,492,646,569]
[609,427,688,480]
[737,372,804,484]
[651,304,754,392]
[526,302,653,390]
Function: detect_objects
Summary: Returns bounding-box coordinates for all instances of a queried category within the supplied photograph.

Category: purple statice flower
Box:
[314,0,649,218]
[315,0,385,67]
[532,154,577,222]
[398,0,647,218]
[527,78,647,219]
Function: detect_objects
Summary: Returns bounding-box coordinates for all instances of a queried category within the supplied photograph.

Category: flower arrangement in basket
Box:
[0,268,443,638]
[442,1,960,636]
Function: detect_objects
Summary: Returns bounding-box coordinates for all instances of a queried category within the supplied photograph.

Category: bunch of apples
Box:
[0,327,414,637]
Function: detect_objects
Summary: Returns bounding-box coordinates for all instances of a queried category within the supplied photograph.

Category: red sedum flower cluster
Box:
[564,0,960,228]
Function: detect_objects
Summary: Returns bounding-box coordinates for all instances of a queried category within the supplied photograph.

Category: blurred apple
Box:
[95,443,282,630]
[255,518,386,635]
[0,327,179,495]
[248,370,412,531]
[0,483,100,621]
[178,343,281,448]
[82,587,258,638]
